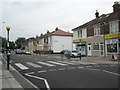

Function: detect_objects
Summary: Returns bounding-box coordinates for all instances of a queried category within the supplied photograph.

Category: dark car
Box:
[61,50,71,54]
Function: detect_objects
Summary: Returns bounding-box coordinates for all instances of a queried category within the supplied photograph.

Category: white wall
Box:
[82,28,87,38]
[51,35,73,53]
[73,28,87,40]
[73,30,78,40]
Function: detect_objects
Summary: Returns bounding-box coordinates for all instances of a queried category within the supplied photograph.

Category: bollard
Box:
[67,54,71,59]
[79,53,81,60]
[7,52,10,70]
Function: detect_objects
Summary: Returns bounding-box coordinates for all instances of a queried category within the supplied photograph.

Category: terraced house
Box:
[72,2,120,59]
[25,28,73,54]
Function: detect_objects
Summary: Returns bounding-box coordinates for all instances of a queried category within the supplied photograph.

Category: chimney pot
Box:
[95,10,99,18]
[113,1,120,12]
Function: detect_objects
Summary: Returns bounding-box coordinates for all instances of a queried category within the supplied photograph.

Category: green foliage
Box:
[2,37,7,48]
[9,41,15,49]
[15,37,26,49]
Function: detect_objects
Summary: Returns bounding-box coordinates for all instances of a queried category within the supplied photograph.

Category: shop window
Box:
[107,43,117,53]
[93,43,99,50]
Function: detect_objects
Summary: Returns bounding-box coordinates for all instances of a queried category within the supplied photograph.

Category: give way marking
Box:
[25,73,51,90]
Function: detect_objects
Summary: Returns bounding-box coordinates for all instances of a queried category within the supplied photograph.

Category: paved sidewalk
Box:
[41,54,119,65]
[0,53,38,90]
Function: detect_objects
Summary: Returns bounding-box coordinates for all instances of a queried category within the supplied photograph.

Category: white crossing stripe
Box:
[57,61,77,65]
[47,61,67,66]
[37,61,56,67]
[26,62,42,68]
[15,63,29,70]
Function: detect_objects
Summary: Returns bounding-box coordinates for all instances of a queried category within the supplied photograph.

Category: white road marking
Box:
[47,61,67,66]
[37,61,56,67]
[68,67,76,69]
[49,69,56,72]
[102,70,120,76]
[26,62,42,68]
[25,73,51,90]
[27,72,35,74]
[15,63,29,70]
[38,70,47,73]
[59,68,66,71]
[78,67,84,69]
[57,61,77,65]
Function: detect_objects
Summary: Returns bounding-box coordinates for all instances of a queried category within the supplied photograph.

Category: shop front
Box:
[105,33,120,59]
[73,38,87,56]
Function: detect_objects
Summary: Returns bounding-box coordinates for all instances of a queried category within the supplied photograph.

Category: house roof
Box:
[72,11,120,31]
[49,29,73,36]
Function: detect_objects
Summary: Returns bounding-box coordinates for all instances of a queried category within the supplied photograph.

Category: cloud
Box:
[1,0,115,41]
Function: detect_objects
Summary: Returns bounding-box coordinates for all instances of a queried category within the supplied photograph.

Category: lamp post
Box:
[6,26,10,70]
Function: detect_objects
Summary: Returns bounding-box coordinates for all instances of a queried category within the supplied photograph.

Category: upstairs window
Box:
[94,24,100,36]
[77,29,82,38]
[109,20,119,34]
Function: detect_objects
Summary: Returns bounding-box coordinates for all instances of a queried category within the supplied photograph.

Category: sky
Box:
[0,0,117,41]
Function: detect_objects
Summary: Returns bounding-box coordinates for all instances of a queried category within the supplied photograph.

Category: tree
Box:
[2,37,7,49]
[9,41,15,50]
[15,37,26,49]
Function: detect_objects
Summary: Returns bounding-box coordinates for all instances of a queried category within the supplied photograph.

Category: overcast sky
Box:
[0,0,116,41]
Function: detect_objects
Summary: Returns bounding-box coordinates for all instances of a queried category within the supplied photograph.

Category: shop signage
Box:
[73,38,85,43]
[105,33,120,39]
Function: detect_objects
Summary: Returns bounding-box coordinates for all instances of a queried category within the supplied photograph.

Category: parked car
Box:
[70,50,80,58]
[22,50,26,54]
[15,49,22,54]
[61,50,71,54]
[25,50,31,55]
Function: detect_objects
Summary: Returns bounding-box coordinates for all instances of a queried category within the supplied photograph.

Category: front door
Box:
[88,44,91,56]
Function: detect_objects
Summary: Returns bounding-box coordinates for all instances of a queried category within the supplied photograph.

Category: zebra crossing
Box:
[14,60,98,70]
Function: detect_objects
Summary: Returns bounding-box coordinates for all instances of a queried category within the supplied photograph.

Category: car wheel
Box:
[72,54,75,58]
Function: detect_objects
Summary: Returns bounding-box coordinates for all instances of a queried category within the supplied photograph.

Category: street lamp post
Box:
[6,26,10,70]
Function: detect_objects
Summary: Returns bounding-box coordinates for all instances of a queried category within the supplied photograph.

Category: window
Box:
[93,43,99,50]
[106,39,118,53]
[109,20,119,34]
[94,24,100,36]
[107,43,117,53]
[78,30,79,38]
[78,29,82,38]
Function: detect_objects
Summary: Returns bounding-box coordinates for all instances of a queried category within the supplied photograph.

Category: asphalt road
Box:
[5,51,119,89]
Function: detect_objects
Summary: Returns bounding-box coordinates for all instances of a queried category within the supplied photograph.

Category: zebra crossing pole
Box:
[6,26,10,70]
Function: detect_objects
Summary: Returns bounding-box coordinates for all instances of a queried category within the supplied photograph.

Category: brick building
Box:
[72,2,120,58]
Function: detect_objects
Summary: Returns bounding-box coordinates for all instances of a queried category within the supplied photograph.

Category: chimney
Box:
[55,27,59,31]
[47,30,49,34]
[95,10,99,18]
[113,1,120,12]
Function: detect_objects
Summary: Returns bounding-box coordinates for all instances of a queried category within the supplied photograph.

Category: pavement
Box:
[42,54,119,65]
[0,53,119,89]
[0,53,38,90]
